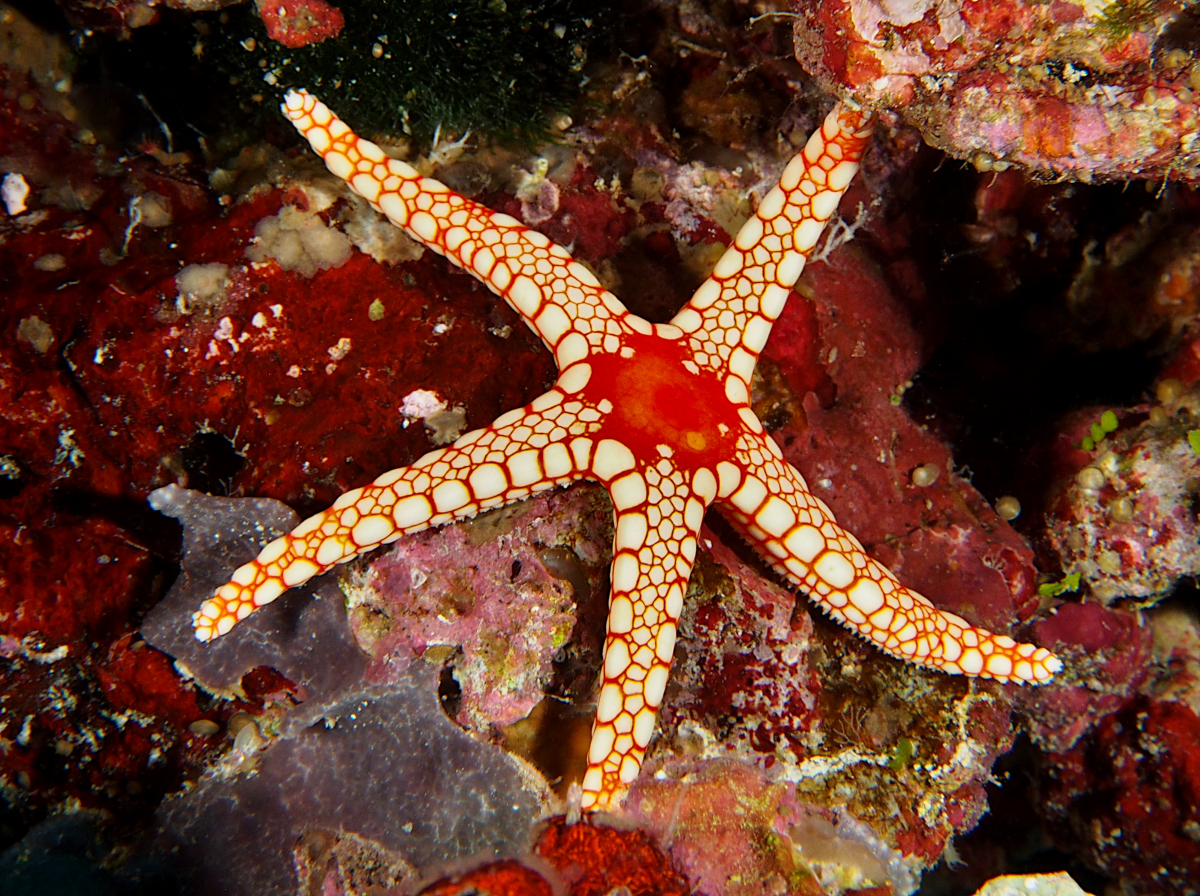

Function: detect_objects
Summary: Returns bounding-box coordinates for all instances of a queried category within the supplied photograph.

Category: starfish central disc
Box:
[595,334,740,468]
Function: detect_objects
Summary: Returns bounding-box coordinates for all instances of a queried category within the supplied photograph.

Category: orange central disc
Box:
[590,333,741,468]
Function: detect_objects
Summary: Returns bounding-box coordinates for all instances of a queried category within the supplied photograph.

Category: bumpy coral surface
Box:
[1040,695,1200,893]
[794,0,1200,181]
[344,484,605,732]
[1045,388,1200,602]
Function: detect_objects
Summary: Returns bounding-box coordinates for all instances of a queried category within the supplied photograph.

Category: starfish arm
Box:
[281,89,630,367]
[581,459,711,811]
[712,429,1062,684]
[193,390,599,641]
[670,102,875,392]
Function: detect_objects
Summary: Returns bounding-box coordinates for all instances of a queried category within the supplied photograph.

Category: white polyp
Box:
[506,449,543,486]
[468,463,508,499]
[626,315,652,336]
[282,558,320,587]
[615,513,648,550]
[392,494,434,528]
[611,552,639,593]
[671,308,703,333]
[315,539,346,567]
[690,279,721,309]
[644,664,669,706]
[784,525,824,562]
[743,316,771,353]
[827,160,860,191]
[847,578,885,615]
[729,347,756,383]
[755,496,796,537]
[793,218,825,252]
[757,186,786,220]
[734,215,764,250]
[431,479,471,512]
[556,360,591,392]
[724,375,748,405]
[608,595,634,634]
[730,475,767,515]
[409,210,437,241]
[352,515,393,546]
[324,152,353,181]
[776,251,805,286]
[633,710,656,748]
[655,622,677,662]
[692,468,717,503]
[589,724,616,763]
[351,173,382,203]
[377,193,408,227]
[543,442,573,478]
[610,472,647,511]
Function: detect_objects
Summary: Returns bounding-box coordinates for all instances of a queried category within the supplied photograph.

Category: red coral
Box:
[416,860,554,896]
[535,818,690,896]
[256,0,344,48]
[0,512,152,643]
[97,634,204,728]
[793,0,1200,181]
[1040,696,1200,891]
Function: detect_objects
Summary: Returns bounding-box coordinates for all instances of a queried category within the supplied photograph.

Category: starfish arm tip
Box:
[281,88,309,116]
[1040,652,1064,679]
[191,610,215,642]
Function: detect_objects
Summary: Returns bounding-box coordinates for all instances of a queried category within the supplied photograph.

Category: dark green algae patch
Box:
[211,0,611,145]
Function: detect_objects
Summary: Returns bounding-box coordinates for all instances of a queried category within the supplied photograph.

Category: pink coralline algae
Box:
[1019,381,1200,892]
[793,0,1200,181]
[346,484,610,732]
[660,524,820,763]
[255,0,344,49]
[622,759,913,895]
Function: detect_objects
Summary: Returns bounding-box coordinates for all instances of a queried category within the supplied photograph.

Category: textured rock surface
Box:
[793,0,1200,181]
[156,674,553,896]
[141,485,366,701]
[139,488,554,895]
[1044,390,1200,602]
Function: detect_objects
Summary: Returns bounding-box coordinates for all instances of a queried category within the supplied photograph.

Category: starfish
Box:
[194,89,1062,811]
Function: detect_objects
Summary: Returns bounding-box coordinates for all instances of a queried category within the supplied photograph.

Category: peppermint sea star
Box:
[194,89,1062,811]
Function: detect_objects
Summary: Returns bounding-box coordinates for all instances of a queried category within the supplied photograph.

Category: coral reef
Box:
[1044,387,1200,602]
[2,0,1199,893]
[794,0,1200,182]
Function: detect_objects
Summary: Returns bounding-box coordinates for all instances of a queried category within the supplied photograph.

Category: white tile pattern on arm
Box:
[193,391,601,640]
[714,427,1061,683]
[671,106,875,396]
[281,89,632,368]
